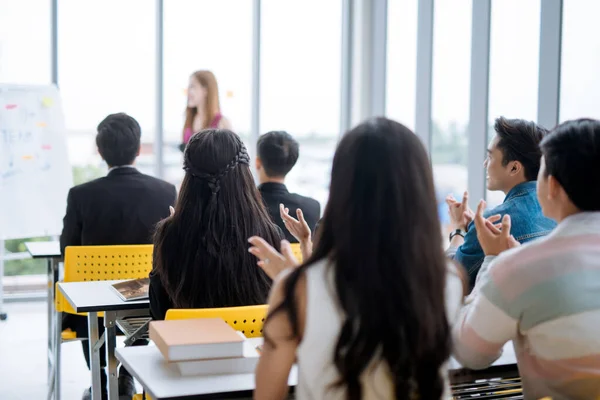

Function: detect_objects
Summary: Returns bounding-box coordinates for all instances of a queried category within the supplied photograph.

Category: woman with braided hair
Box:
[149,129,283,320]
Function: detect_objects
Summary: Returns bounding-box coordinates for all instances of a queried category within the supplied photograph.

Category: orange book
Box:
[149,318,245,362]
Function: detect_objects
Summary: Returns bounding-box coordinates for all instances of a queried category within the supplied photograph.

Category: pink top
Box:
[183,113,223,144]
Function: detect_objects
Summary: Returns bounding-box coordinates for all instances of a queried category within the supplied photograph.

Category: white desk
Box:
[117,338,298,400]
[58,280,150,400]
[24,240,61,400]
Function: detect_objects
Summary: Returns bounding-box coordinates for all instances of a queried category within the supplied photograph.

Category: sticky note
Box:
[22,155,34,160]
[226,91,234,98]
[5,104,17,110]
[182,88,188,96]
[42,145,52,150]
[41,97,53,107]
[36,122,47,128]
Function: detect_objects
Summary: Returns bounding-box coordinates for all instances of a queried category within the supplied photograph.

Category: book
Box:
[149,318,245,362]
[111,278,150,301]
[175,337,260,376]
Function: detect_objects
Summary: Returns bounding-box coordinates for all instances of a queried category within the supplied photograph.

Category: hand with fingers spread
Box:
[473,200,521,256]
[280,204,312,244]
[446,191,474,231]
[248,236,299,280]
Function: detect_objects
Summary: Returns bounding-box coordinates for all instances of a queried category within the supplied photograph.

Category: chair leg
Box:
[54,311,62,400]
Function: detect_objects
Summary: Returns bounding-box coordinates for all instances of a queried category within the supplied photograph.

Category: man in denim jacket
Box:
[446,117,556,291]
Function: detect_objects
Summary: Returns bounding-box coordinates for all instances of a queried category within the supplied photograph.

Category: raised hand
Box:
[446,191,474,231]
[280,204,311,244]
[248,236,299,280]
[473,200,521,256]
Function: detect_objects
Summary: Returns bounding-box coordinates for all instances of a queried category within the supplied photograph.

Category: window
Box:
[260,0,342,208]
[163,0,253,185]
[58,0,156,180]
[560,0,600,121]
[385,0,418,130]
[0,0,51,84]
[487,0,541,208]
[0,0,53,285]
[431,0,472,236]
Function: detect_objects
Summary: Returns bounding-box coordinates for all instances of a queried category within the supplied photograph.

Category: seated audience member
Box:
[149,129,283,321]
[60,113,177,400]
[453,119,600,400]
[251,118,465,400]
[446,117,556,289]
[256,131,321,243]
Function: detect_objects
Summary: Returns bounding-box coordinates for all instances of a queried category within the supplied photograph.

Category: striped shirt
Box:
[453,212,600,400]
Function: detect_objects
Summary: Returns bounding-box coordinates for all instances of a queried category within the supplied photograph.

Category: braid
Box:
[184,144,250,196]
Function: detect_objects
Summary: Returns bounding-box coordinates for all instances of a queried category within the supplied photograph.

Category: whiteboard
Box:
[0,84,73,240]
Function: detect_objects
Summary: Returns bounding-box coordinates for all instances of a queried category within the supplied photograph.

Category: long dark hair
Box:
[154,129,281,308]
[267,118,451,399]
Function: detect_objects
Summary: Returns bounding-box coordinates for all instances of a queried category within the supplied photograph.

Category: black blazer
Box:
[59,167,177,255]
[258,182,320,243]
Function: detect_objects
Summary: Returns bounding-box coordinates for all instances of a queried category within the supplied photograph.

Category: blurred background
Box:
[1,0,598,295]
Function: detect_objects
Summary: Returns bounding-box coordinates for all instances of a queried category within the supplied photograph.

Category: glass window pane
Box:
[163,0,252,186]
[260,0,342,208]
[385,0,418,130]
[58,0,156,181]
[487,0,541,208]
[0,0,51,84]
[560,0,600,121]
[431,0,472,236]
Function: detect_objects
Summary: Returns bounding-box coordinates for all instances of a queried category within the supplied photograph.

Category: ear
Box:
[255,156,262,171]
[509,161,523,176]
[137,146,141,157]
[547,175,561,201]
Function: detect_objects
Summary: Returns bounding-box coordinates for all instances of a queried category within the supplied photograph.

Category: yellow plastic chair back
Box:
[165,305,268,338]
[56,245,153,316]
[290,243,303,262]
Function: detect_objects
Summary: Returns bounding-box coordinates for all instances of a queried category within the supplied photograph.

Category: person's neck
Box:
[554,204,581,224]
[108,163,135,171]
[259,176,286,185]
[502,179,528,196]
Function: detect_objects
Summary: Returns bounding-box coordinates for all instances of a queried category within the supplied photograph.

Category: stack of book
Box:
[149,318,261,376]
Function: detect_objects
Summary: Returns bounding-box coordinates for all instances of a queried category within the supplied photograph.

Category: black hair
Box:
[153,129,282,309]
[96,113,141,167]
[494,117,548,181]
[256,131,299,178]
[540,118,600,211]
[266,118,451,400]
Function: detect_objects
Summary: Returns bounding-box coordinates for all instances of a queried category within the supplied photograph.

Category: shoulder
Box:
[69,176,108,196]
[139,174,176,192]
[290,193,321,211]
[485,236,553,287]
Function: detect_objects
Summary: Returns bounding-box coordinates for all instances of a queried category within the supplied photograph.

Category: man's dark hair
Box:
[540,118,600,211]
[494,117,548,181]
[96,113,141,167]
[256,131,299,178]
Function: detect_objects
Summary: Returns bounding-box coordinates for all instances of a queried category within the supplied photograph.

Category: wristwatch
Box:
[449,229,466,242]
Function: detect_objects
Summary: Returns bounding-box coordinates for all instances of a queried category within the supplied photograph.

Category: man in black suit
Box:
[60,113,176,400]
[256,131,320,243]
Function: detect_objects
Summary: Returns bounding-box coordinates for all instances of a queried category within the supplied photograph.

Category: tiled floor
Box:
[0,300,139,400]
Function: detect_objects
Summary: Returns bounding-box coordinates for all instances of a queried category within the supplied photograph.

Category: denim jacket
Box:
[449,181,556,290]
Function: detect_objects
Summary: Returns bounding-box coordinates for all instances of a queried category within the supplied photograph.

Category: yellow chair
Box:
[132,305,268,400]
[165,304,269,338]
[56,244,154,317]
[290,243,303,263]
[52,245,154,399]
